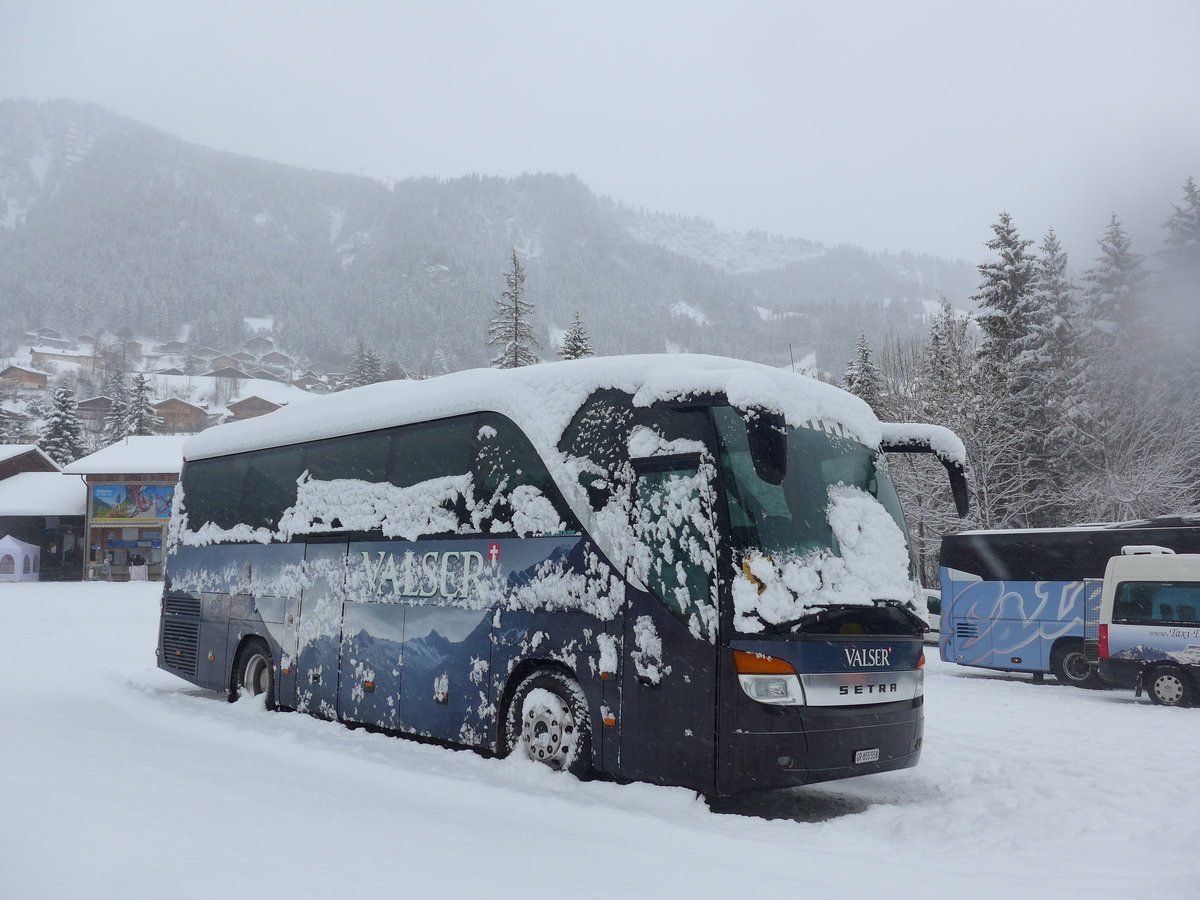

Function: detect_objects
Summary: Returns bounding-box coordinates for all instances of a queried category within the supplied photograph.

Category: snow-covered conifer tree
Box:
[488,250,540,369]
[557,312,594,361]
[1081,214,1146,349]
[124,373,162,436]
[102,378,130,445]
[843,332,883,412]
[972,212,1037,383]
[969,214,1042,526]
[1162,175,1200,269]
[348,342,385,387]
[38,385,86,465]
[1011,230,1083,523]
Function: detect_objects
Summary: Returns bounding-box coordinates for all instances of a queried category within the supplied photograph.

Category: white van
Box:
[1093,551,1200,706]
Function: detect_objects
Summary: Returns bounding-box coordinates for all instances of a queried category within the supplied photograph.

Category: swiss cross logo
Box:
[487,543,501,563]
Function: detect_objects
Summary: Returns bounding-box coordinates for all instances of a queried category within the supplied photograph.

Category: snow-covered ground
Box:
[2,583,1198,900]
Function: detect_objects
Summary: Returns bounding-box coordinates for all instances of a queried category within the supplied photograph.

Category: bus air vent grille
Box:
[162,620,201,676]
[164,597,201,618]
[955,622,978,639]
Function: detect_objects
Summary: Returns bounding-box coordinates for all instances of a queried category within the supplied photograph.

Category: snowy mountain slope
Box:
[0,99,976,375]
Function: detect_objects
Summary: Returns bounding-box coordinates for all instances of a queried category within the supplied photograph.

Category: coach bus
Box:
[158,354,967,795]
[940,517,1200,686]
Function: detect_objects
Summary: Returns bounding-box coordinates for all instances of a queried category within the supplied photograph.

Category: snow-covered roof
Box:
[0,444,60,470]
[150,373,308,405]
[0,472,86,516]
[62,436,187,475]
[184,354,884,462]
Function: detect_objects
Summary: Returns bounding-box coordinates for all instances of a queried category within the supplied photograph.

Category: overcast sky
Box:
[3,0,1198,263]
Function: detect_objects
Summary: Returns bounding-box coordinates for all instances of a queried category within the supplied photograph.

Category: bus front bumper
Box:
[720,697,923,795]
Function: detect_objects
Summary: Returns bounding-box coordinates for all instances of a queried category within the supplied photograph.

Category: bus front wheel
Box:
[503,670,592,778]
[231,638,277,710]
[1146,666,1195,707]
[1050,642,1100,688]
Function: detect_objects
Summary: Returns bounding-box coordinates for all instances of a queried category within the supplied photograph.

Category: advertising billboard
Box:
[90,484,175,522]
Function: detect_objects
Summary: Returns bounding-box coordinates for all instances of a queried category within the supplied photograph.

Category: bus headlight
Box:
[738,673,806,705]
[733,649,806,706]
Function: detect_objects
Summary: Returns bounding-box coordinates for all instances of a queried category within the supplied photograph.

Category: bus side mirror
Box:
[946,460,969,519]
[879,424,971,518]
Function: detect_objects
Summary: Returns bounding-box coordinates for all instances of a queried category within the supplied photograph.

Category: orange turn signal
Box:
[733,650,797,675]
[917,652,926,668]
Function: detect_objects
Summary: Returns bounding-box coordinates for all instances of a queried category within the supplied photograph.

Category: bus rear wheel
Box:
[231,638,277,709]
[1146,666,1195,707]
[1050,642,1100,688]
[503,670,592,778]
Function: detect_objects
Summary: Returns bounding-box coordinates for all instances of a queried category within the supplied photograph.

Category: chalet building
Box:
[192,346,220,360]
[208,355,242,370]
[245,368,284,383]
[201,366,251,380]
[31,347,99,371]
[0,472,86,581]
[77,397,113,431]
[152,398,209,434]
[0,365,49,392]
[0,445,60,480]
[155,367,187,376]
[63,435,186,582]
[226,396,283,421]
[231,350,256,364]
[243,336,274,355]
[159,340,187,353]
[31,337,72,351]
[260,351,293,368]
[291,374,328,392]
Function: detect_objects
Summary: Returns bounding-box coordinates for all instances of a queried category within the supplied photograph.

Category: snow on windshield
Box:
[733,485,919,632]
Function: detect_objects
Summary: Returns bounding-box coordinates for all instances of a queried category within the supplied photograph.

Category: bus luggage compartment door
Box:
[294,540,348,719]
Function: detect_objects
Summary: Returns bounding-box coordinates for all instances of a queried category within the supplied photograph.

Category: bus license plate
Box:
[855,748,880,764]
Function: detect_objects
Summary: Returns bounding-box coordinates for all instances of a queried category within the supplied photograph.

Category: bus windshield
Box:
[712,406,917,634]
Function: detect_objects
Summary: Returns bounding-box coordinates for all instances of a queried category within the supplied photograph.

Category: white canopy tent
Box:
[0,534,40,582]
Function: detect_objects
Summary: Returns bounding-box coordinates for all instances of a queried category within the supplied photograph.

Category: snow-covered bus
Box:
[157,354,967,795]
[940,518,1200,686]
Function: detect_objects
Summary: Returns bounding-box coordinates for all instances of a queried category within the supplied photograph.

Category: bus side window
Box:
[558,390,635,499]
[388,417,477,489]
[305,432,392,483]
[632,461,716,640]
[240,445,305,530]
[473,413,576,534]
[182,455,250,532]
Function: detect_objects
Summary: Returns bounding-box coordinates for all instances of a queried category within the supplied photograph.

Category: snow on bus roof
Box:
[182,354,885,462]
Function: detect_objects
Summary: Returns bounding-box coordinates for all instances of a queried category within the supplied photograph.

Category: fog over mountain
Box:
[0,99,974,373]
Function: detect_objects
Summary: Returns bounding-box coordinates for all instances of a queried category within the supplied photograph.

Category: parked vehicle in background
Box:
[923,589,941,644]
[1089,550,1200,706]
[158,354,968,795]
[940,517,1200,686]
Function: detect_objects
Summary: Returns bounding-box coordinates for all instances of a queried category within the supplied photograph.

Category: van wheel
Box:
[1050,642,1100,688]
[231,638,277,709]
[502,670,592,778]
[1147,666,1195,707]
